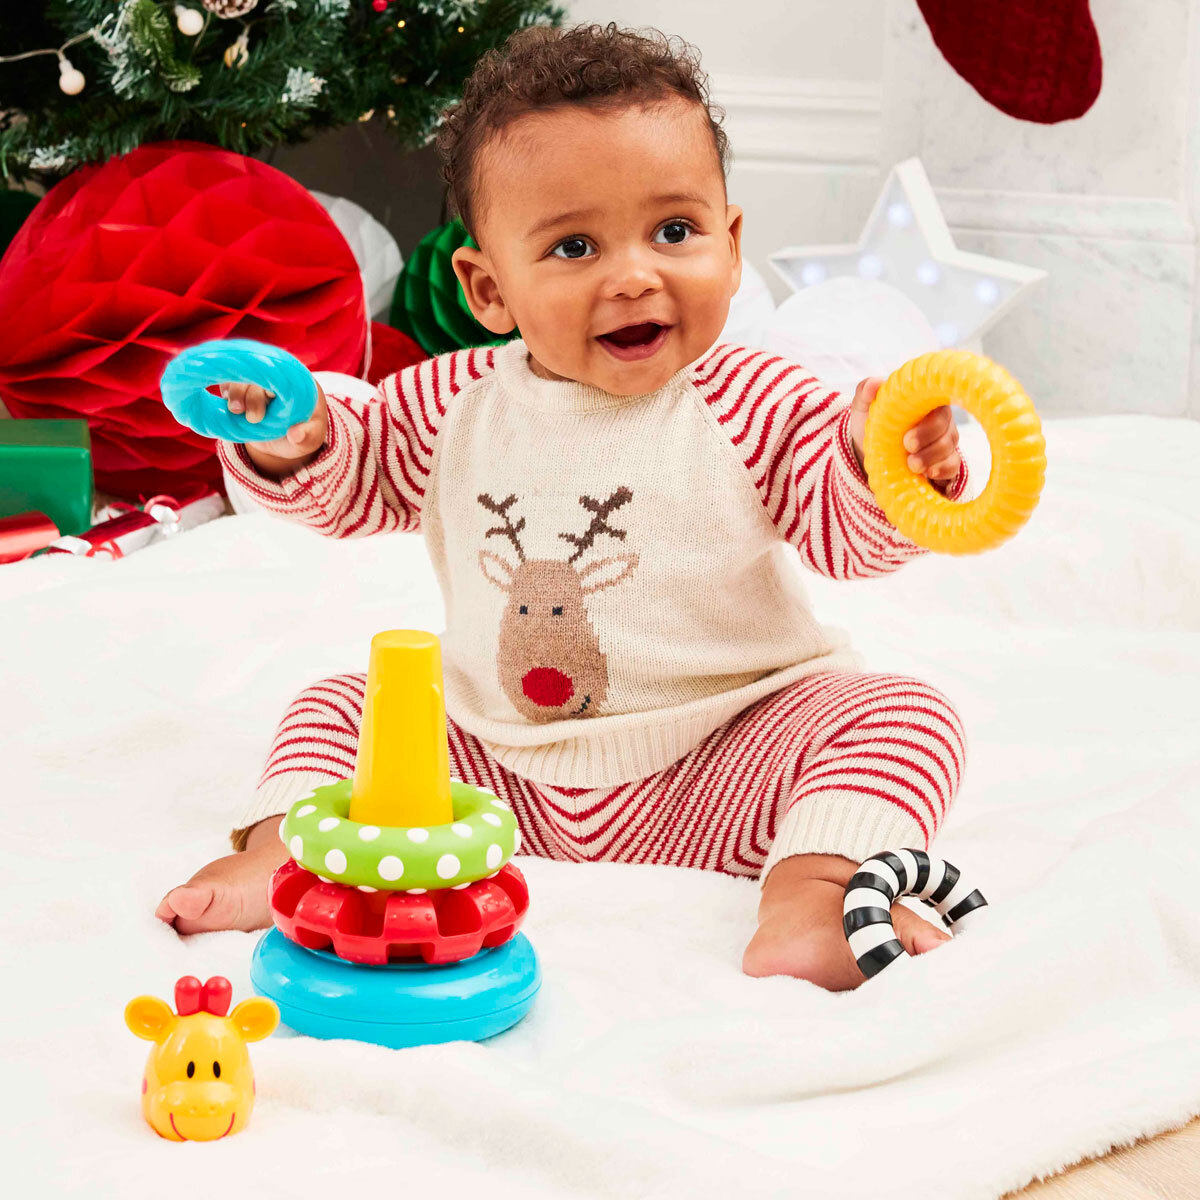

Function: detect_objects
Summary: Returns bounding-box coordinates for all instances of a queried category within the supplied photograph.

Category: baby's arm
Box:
[218,346,494,538]
[698,347,967,578]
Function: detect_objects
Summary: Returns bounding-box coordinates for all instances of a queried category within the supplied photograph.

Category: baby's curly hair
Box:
[434,22,729,244]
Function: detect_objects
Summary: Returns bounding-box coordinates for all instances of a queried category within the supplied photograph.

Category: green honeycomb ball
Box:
[389,219,520,356]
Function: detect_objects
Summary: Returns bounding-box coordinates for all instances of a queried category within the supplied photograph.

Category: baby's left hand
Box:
[847,376,961,490]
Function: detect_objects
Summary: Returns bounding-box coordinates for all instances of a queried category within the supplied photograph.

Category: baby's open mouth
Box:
[595,321,672,360]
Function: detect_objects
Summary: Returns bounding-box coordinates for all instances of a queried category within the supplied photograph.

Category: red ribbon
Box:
[142,494,182,514]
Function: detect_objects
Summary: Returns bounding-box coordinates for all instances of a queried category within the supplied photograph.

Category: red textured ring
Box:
[268,857,530,966]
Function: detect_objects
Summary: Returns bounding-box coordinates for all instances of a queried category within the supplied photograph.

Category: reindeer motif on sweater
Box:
[477,488,638,722]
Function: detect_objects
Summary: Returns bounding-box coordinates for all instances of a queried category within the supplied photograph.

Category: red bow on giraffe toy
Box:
[173,975,233,1017]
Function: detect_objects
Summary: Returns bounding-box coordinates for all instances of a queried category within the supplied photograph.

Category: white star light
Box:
[768,158,1045,348]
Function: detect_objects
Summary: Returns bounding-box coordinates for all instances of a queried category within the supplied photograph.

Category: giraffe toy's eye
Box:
[518,604,528,614]
[213,1061,221,1079]
[552,606,563,615]
[186,1061,195,1079]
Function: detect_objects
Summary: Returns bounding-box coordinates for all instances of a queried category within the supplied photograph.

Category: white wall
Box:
[566,2,887,311]
[566,1,882,80]
[883,0,1199,418]
[566,0,1200,417]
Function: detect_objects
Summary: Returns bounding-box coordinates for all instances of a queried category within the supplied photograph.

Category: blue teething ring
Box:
[251,927,541,1048]
[159,338,317,442]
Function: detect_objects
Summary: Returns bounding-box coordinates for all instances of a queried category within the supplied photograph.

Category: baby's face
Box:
[452,98,742,396]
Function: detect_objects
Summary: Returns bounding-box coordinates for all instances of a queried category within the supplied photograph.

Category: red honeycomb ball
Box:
[268,857,531,966]
[365,320,427,385]
[0,141,366,500]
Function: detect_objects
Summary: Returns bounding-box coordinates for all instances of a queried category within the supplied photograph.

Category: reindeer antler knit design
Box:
[478,493,527,562]
[559,488,633,564]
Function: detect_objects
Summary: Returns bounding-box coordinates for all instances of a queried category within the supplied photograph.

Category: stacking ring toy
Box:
[269,858,530,965]
[159,337,317,442]
[863,349,1046,555]
[252,928,540,1049]
[843,848,988,979]
[253,630,541,1048]
[281,777,519,891]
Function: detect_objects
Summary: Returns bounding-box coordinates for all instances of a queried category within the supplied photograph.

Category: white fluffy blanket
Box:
[4,416,1199,1200]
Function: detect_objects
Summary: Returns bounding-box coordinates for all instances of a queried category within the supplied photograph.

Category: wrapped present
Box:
[0,512,60,564]
[46,489,225,560]
[0,418,93,536]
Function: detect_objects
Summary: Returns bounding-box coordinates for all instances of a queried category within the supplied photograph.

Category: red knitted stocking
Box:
[914,0,1103,123]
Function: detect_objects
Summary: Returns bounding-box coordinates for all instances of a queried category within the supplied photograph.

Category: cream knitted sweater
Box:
[220,337,967,788]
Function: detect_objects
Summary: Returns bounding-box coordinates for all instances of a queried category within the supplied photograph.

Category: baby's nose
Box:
[603,247,664,296]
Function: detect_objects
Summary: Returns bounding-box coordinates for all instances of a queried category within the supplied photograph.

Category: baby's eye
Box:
[551,236,594,260]
[653,220,696,246]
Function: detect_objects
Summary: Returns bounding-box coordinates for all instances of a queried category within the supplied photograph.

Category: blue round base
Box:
[251,928,541,1049]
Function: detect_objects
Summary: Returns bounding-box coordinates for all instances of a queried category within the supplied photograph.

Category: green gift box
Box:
[0,418,93,536]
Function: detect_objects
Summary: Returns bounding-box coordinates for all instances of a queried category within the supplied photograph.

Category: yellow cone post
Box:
[349,630,454,828]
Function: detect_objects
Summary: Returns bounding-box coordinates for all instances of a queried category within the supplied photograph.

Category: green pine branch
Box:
[0,0,564,185]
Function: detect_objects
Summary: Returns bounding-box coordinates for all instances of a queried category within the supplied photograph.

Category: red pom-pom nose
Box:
[522,667,574,707]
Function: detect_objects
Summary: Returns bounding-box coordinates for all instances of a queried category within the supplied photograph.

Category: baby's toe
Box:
[892,903,952,956]
[159,882,245,935]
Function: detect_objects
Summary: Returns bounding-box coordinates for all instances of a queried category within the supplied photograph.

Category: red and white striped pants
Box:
[240,670,966,887]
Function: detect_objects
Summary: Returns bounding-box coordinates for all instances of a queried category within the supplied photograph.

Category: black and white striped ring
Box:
[842,848,988,979]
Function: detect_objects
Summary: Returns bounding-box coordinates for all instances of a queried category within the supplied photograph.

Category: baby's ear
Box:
[725,203,744,294]
[452,245,517,335]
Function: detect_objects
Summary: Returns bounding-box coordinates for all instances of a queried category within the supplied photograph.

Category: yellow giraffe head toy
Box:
[124,976,278,1141]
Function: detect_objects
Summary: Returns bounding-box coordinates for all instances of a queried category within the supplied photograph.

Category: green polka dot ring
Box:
[282,779,520,893]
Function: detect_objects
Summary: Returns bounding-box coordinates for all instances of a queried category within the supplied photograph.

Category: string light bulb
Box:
[0,29,93,99]
[57,56,84,95]
[175,5,205,36]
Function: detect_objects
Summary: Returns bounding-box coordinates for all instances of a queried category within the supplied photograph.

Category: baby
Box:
[157,22,970,992]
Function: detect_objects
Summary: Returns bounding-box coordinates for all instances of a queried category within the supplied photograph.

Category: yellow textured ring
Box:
[863,349,1046,556]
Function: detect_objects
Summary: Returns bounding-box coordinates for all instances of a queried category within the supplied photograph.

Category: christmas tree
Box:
[0,0,564,184]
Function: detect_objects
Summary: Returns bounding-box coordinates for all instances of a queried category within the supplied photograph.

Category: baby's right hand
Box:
[220,380,328,478]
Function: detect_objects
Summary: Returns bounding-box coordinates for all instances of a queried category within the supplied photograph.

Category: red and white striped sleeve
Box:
[692,343,969,579]
[217,346,497,539]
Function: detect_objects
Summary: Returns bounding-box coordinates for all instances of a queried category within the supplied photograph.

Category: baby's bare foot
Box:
[744,856,952,991]
[156,817,287,935]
